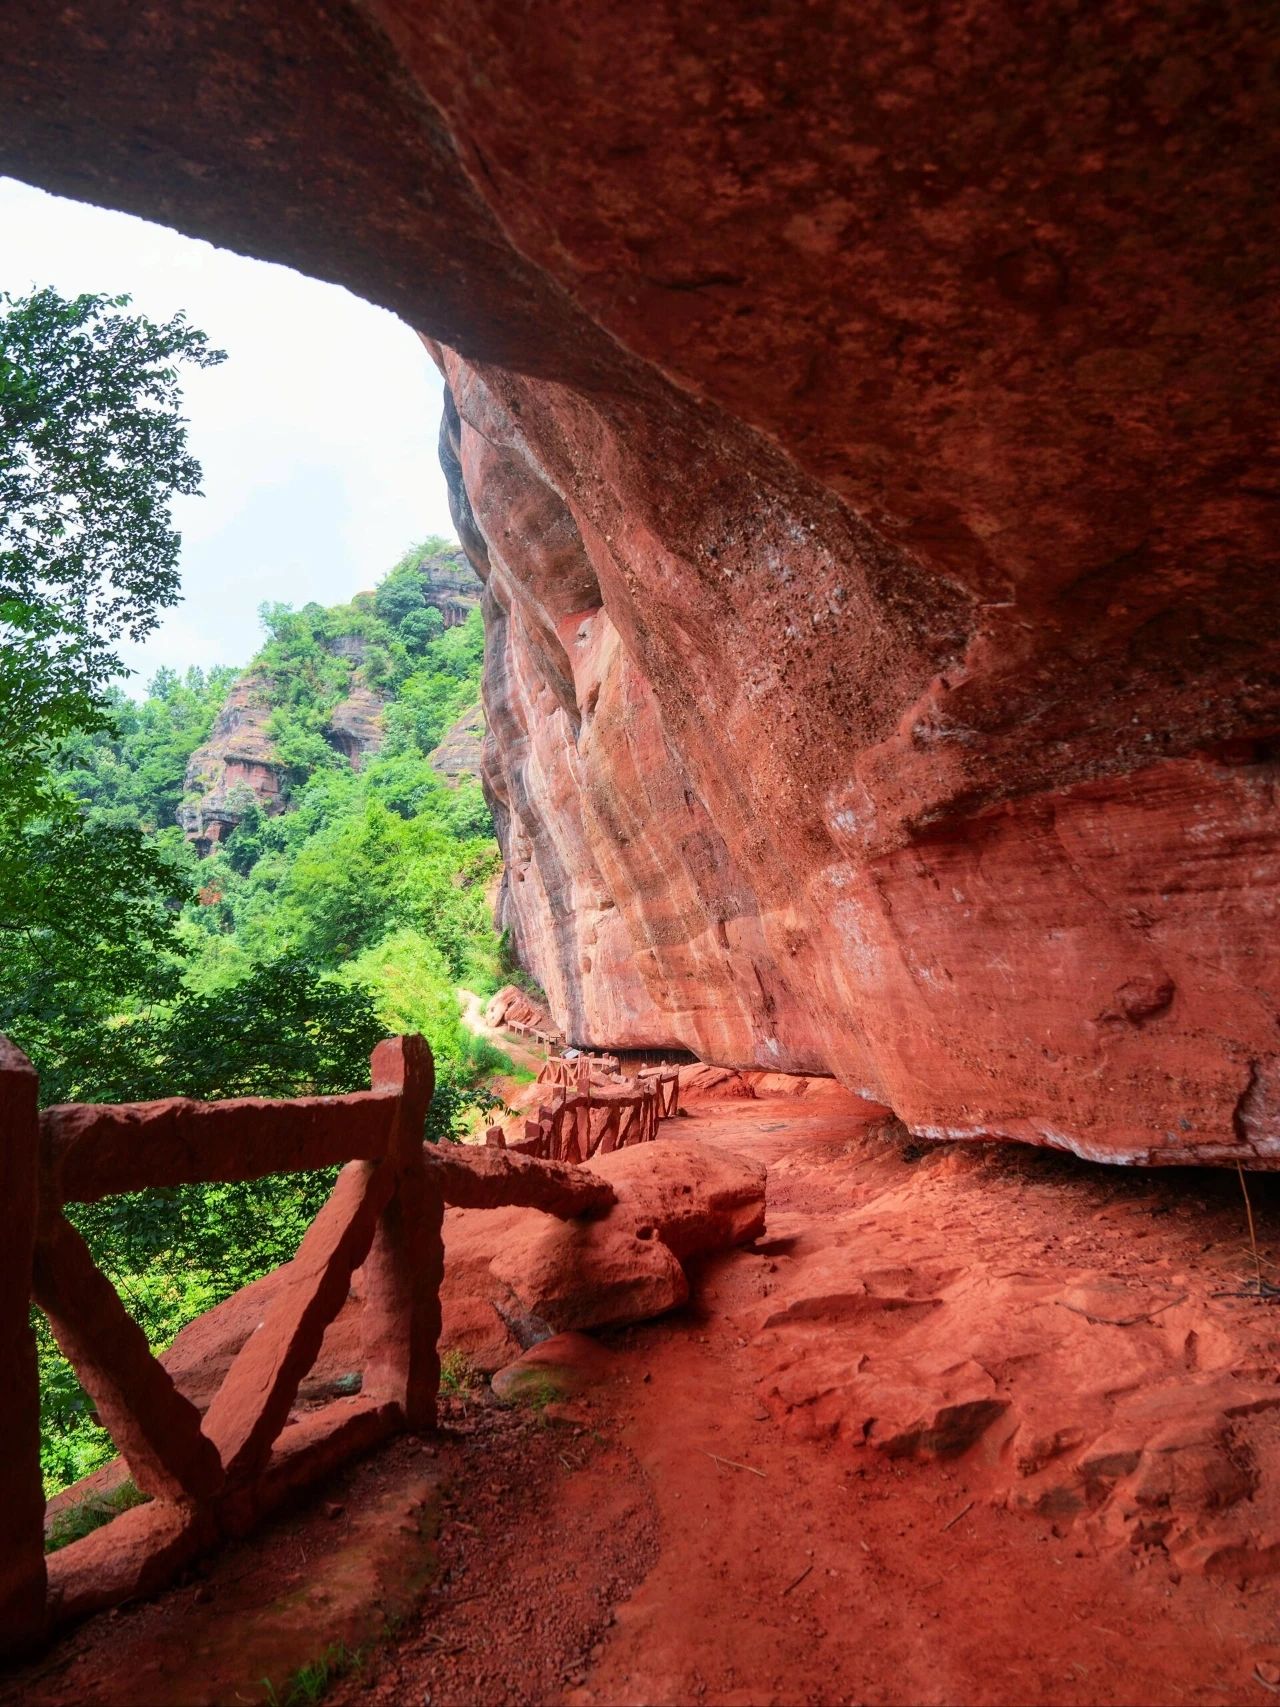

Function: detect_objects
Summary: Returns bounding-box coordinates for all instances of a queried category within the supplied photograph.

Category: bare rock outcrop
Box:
[6,3,1277,1161]
[485,985,555,1038]
[324,686,386,770]
[177,674,284,856]
[429,702,485,783]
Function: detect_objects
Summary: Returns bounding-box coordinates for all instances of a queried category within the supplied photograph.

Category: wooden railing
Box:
[536,1051,621,1087]
[487,1055,680,1164]
[501,1015,565,1051]
[0,1032,624,1654]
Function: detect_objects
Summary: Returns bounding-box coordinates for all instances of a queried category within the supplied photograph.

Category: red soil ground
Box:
[10,1094,1280,1707]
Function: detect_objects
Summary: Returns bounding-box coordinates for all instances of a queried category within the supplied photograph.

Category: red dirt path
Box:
[10,1095,1280,1706]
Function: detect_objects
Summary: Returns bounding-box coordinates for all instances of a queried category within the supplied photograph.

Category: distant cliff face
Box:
[179,547,482,853]
[177,673,285,856]
[325,685,386,769]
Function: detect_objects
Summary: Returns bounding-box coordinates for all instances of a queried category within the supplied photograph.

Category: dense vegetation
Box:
[34,561,511,1496]
[0,290,510,1495]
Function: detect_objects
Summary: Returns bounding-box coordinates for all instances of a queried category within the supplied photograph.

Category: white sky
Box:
[0,176,458,692]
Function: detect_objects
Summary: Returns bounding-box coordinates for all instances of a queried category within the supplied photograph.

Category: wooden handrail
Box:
[0,1027,669,1654]
[504,1053,680,1163]
[45,1090,400,1204]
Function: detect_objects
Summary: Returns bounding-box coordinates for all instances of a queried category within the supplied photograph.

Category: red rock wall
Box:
[439,351,1280,1166]
[1,0,1276,1162]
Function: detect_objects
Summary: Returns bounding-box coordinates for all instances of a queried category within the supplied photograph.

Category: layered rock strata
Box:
[428,702,485,783]
[178,674,284,856]
[4,1,1277,1161]
[324,686,386,770]
[441,358,1280,1167]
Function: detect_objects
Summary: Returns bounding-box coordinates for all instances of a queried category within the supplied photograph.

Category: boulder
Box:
[585,1137,766,1262]
[485,985,556,1037]
[441,1198,687,1367]
[161,1136,767,1390]
[677,1065,756,1102]
[489,1331,619,1405]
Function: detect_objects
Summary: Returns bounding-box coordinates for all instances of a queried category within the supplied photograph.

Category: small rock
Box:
[324,1501,345,1520]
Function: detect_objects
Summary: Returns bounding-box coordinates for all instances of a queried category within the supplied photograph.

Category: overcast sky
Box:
[1,176,458,692]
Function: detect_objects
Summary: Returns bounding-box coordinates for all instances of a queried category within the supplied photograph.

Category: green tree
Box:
[398,605,444,653]
[56,666,237,831]
[373,560,426,627]
[0,288,224,830]
[0,289,223,1097]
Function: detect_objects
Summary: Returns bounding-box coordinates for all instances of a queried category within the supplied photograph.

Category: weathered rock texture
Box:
[3,1,1276,1161]
[428,702,485,784]
[178,673,284,855]
[485,985,555,1038]
[325,685,386,770]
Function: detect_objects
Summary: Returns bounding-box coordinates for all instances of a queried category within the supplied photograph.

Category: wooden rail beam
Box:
[202,1159,394,1483]
[362,1036,441,1431]
[45,1090,397,1204]
[423,1144,616,1216]
[33,1214,223,1504]
[0,1041,47,1655]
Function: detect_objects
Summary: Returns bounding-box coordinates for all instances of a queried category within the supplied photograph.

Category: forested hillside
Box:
[14,537,514,1495]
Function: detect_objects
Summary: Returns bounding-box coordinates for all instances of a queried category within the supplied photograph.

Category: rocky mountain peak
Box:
[178,544,482,854]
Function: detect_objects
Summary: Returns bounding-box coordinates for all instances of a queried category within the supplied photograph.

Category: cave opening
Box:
[2,4,1278,1702]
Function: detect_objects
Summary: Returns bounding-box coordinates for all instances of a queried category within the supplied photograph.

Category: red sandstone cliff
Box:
[5,0,1277,1163]
[439,351,1280,1167]
[178,673,285,856]
[325,685,386,770]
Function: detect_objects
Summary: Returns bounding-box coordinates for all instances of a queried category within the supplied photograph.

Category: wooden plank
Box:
[369,1034,434,1155]
[595,1104,621,1157]
[362,1035,441,1430]
[46,1400,401,1625]
[0,1039,47,1654]
[44,1496,212,1631]
[615,1101,635,1149]
[202,1160,393,1482]
[220,1397,401,1537]
[361,1157,444,1429]
[46,1089,396,1204]
[33,1212,223,1503]
[424,1144,616,1215]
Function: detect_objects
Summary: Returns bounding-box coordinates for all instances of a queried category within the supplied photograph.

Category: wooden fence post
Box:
[361,1036,442,1431]
[0,1038,48,1653]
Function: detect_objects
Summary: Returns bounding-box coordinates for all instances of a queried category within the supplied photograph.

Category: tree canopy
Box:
[0,288,223,832]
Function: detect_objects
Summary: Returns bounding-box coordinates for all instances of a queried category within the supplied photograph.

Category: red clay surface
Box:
[10,1094,1280,1706]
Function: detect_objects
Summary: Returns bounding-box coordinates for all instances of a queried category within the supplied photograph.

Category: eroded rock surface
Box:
[178,673,284,856]
[324,685,386,770]
[691,1097,1280,1592]
[485,985,556,1038]
[3,3,1276,1160]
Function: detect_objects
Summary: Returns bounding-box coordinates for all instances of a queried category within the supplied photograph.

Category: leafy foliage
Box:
[58,666,235,831]
[0,288,222,833]
[0,297,507,1494]
[17,532,506,1494]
